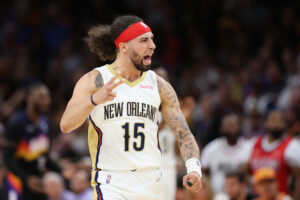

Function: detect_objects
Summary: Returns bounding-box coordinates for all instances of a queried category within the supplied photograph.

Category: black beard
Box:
[269,129,284,139]
[130,49,151,72]
[133,62,151,72]
[224,134,239,145]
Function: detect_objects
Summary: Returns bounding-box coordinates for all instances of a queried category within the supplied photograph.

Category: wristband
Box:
[185,158,202,178]
[90,95,98,106]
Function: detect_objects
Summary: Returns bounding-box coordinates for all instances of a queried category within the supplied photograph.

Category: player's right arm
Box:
[157,75,202,193]
[60,70,123,133]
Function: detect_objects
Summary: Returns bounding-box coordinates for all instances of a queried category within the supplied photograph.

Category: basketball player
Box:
[60,15,202,199]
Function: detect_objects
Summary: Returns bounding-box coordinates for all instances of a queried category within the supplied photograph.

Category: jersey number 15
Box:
[122,122,145,151]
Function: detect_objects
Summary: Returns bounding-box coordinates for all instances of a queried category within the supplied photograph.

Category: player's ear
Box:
[119,43,129,53]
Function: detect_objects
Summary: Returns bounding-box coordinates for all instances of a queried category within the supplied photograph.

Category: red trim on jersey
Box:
[96,185,103,200]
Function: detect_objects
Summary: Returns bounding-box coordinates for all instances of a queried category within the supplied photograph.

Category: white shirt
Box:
[201,137,255,193]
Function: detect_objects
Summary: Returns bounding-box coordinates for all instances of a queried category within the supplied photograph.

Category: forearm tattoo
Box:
[157,76,199,161]
[95,72,104,88]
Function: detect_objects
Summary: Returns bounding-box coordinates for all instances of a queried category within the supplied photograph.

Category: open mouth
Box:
[143,55,152,65]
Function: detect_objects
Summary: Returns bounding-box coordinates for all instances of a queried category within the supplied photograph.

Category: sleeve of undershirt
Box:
[284,138,300,167]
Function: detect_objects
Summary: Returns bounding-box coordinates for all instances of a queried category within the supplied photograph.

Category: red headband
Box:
[114,21,151,48]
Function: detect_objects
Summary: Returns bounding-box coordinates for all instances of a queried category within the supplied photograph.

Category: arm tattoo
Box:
[94,72,104,88]
[157,75,200,161]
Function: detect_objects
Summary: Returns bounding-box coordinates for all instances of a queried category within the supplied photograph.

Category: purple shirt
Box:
[76,188,93,200]
[48,190,76,200]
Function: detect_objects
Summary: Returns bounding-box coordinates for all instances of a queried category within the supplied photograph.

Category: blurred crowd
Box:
[0,0,299,200]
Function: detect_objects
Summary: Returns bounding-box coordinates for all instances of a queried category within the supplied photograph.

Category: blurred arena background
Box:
[0,0,299,200]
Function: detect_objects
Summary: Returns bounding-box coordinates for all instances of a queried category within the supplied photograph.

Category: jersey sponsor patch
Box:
[140,84,153,90]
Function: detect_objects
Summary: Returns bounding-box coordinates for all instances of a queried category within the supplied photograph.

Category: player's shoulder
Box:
[88,65,107,78]
[75,65,106,90]
[79,67,100,82]
[154,73,166,84]
[154,73,174,96]
[93,64,109,74]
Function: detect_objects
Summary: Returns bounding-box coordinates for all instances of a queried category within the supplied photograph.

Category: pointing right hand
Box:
[92,72,124,105]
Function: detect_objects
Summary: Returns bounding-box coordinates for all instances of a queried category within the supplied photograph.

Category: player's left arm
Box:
[157,75,202,193]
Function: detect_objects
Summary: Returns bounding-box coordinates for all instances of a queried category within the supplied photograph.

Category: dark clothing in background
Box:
[3,111,60,200]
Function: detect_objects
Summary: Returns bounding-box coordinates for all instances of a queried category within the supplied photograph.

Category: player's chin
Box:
[138,62,151,72]
[141,65,151,72]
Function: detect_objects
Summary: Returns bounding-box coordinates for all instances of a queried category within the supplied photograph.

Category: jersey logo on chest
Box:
[139,84,153,90]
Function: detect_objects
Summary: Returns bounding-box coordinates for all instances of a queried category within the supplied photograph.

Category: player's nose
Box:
[149,39,156,50]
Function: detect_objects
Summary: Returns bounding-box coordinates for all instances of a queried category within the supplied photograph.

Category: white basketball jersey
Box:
[88,64,161,172]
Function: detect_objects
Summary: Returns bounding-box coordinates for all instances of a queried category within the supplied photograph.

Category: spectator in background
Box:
[224,171,256,200]
[249,110,300,199]
[201,113,254,193]
[70,170,93,200]
[194,94,214,148]
[253,168,292,200]
[203,83,235,146]
[43,172,75,200]
[3,83,61,200]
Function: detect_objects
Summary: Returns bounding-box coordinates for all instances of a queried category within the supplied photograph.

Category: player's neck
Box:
[111,57,142,82]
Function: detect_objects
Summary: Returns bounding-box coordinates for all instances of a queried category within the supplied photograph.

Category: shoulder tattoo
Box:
[94,72,104,88]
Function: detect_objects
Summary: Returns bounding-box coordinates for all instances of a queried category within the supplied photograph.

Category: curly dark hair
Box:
[84,15,143,61]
